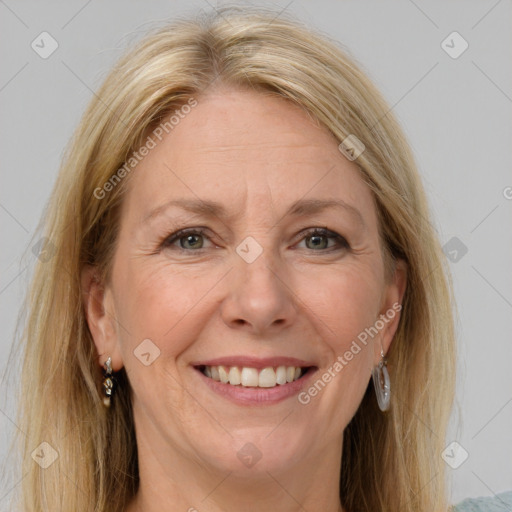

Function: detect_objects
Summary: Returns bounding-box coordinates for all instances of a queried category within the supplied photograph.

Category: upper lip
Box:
[191,356,317,370]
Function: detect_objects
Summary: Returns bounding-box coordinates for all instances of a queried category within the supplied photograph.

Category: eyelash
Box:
[161,227,350,253]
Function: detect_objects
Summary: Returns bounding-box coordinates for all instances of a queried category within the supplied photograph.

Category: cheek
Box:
[306,260,383,348]
[293,265,382,432]
[305,263,381,387]
[113,250,383,357]
[112,258,220,360]
[110,260,211,418]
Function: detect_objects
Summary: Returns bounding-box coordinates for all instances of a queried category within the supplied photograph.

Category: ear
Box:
[81,265,124,371]
[374,258,407,365]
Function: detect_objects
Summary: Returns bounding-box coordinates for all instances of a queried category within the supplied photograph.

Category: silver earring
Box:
[372,348,390,412]
[102,356,116,408]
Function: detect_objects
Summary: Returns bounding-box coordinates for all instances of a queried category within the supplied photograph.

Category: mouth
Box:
[194,364,316,389]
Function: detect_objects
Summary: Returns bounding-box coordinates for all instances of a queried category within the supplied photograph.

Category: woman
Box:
[10,6,512,512]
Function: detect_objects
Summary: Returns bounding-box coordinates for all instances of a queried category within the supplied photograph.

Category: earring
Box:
[102,356,116,408]
[372,347,391,412]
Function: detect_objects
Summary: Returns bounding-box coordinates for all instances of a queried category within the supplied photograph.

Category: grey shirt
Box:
[452,490,512,511]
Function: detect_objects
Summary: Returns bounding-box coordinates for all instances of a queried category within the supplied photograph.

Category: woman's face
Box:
[86,87,405,478]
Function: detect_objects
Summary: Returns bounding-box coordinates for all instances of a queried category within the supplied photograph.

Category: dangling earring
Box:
[372,346,391,412]
[102,356,116,408]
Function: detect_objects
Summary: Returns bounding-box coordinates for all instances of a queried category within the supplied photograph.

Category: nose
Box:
[220,246,298,336]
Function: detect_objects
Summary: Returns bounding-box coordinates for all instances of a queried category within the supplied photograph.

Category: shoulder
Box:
[451,490,512,512]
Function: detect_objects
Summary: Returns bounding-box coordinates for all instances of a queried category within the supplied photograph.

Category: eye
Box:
[161,227,350,253]
[297,228,350,251]
[162,227,212,251]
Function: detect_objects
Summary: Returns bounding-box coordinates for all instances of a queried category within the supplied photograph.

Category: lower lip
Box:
[193,367,318,405]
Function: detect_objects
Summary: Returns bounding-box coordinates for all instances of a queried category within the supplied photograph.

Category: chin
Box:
[193,428,311,476]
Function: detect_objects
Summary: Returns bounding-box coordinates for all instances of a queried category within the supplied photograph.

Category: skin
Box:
[83,87,406,512]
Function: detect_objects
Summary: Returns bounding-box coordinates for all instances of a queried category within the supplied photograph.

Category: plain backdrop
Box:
[0,0,511,508]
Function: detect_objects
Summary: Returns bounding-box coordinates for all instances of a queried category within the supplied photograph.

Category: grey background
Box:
[1,0,511,507]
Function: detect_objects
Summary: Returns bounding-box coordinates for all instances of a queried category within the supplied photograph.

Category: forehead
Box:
[122,87,377,229]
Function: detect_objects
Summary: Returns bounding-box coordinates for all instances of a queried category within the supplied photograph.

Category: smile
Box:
[197,365,310,388]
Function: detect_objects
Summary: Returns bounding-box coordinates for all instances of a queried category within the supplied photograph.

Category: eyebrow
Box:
[143,197,365,227]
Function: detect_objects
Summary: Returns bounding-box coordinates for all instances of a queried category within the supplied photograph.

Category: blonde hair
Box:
[9,6,456,511]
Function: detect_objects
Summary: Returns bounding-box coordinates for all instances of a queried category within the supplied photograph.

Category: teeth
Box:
[241,367,258,387]
[228,366,241,385]
[201,365,306,388]
[276,366,287,385]
[258,367,276,388]
[218,366,229,383]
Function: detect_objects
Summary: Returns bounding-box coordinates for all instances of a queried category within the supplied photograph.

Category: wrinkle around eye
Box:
[156,226,357,258]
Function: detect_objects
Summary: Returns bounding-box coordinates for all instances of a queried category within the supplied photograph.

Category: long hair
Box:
[9,6,456,511]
